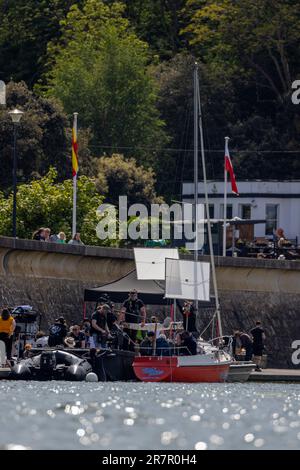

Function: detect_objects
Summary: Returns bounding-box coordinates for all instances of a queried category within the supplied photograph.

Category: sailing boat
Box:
[133,64,231,383]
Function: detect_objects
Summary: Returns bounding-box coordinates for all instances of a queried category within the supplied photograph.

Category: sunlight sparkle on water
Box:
[0,382,300,450]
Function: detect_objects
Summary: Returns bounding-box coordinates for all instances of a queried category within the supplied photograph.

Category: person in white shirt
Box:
[34,331,49,348]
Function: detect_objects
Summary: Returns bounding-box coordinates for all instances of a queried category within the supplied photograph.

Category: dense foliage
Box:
[183,0,300,179]
[0,81,95,190]
[44,0,167,167]
[96,154,163,207]
[0,168,108,245]
[0,0,299,224]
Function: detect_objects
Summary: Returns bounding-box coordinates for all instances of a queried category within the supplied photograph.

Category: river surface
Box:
[0,381,300,450]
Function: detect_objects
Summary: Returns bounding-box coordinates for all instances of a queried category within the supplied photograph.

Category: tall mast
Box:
[196,66,223,340]
[194,63,199,314]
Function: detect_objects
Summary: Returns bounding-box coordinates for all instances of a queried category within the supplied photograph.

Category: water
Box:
[0,381,300,450]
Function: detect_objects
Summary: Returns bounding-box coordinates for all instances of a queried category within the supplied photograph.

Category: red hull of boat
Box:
[133,356,229,383]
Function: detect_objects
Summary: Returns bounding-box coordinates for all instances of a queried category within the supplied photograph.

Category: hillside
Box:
[0,0,299,201]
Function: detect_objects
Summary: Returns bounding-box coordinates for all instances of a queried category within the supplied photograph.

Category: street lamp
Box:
[8,108,24,238]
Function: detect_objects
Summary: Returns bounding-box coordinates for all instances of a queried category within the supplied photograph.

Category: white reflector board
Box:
[134,248,179,280]
[165,258,210,301]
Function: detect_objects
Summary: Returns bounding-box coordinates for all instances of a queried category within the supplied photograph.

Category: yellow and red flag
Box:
[72,113,79,177]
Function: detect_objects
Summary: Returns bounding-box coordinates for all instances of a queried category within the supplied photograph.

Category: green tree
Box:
[44,0,168,167]
[181,0,300,180]
[183,0,300,103]
[96,153,163,206]
[0,81,68,189]
[120,0,187,58]
[0,168,115,246]
[0,81,94,190]
[0,0,80,85]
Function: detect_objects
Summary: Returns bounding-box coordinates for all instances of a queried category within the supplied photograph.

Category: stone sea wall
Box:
[0,238,135,326]
[0,237,300,368]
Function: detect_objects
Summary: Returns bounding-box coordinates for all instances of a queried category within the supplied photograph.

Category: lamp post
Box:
[8,108,24,238]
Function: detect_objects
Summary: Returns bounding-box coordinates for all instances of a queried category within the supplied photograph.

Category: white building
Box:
[182,180,300,240]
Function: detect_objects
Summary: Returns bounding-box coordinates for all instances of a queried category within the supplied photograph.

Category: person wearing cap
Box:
[64,336,76,348]
[91,305,111,348]
[121,290,146,351]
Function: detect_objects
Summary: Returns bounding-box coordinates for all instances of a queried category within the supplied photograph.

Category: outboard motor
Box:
[40,351,56,379]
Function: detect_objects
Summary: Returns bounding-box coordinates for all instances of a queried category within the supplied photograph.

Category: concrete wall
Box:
[0,237,300,367]
[0,237,135,327]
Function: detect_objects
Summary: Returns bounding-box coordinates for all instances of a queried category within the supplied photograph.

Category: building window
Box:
[240,204,251,220]
[205,204,214,219]
[220,204,232,219]
[266,204,279,236]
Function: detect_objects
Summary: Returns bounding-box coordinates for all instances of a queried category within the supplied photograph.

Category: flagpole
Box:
[223,137,229,257]
[73,171,77,237]
[72,112,78,237]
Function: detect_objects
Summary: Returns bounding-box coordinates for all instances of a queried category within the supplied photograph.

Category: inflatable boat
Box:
[10,350,92,381]
[0,340,11,379]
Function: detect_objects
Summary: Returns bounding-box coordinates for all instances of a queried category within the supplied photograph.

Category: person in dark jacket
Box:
[69,325,86,348]
[177,300,199,338]
[235,331,253,361]
[120,290,146,351]
[48,317,68,347]
[140,331,155,356]
[32,228,45,241]
[251,321,266,371]
[91,305,111,348]
[180,331,197,355]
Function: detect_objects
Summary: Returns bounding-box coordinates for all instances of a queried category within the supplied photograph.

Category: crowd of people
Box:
[32,228,84,245]
[30,291,199,358]
[0,291,265,370]
[0,290,200,363]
